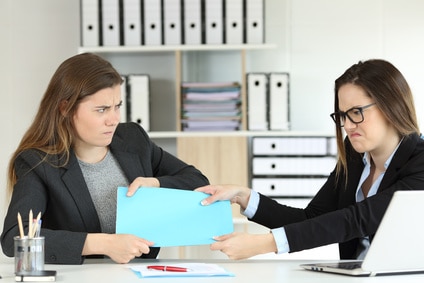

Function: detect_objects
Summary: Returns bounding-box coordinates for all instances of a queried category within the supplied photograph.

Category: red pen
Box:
[147,265,189,272]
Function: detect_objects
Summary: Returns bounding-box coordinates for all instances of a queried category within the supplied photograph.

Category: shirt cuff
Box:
[271,227,290,254]
[243,189,260,218]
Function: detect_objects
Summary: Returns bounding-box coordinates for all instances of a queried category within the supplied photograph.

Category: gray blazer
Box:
[1,122,209,264]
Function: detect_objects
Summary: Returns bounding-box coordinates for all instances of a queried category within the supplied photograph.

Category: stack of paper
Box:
[181,82,242,131]
[129,263,234,278]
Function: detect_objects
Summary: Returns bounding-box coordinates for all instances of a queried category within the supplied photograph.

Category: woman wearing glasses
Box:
[196,59,424,260]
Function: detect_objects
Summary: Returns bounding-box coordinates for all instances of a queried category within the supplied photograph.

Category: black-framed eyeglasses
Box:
[330,103,376,127]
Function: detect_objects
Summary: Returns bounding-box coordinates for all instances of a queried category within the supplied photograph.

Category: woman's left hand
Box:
[210,232,278,260]
[126,177,160,196]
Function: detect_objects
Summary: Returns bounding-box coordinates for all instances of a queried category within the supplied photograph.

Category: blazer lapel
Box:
[379,133,419,191]
[109,134,146,183]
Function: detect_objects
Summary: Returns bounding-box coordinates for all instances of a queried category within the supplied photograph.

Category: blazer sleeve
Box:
[284,134,424,255]
[249,137,361,229]
[251,134,424,258]
[1,151,88,264]
[2,123,209,265]
[250,166,342,229]
[113,122,210,190]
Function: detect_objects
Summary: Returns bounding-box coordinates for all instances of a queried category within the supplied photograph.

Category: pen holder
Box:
[14,236,45,273]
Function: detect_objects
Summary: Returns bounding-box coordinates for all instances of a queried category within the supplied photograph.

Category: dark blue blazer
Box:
[1,123,209,264]
[250,133,424,259]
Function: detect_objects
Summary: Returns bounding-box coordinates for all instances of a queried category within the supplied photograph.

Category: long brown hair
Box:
[7,53,123,194]
[333,59,419,183]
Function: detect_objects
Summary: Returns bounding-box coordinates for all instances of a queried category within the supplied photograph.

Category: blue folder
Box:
[115,187,234,247]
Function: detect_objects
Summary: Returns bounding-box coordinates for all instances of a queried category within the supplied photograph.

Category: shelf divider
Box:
[175,50,182,131]
[78,44,277,54]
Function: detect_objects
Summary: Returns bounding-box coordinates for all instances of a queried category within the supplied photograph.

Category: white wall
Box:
[1,0,424,258]
[0,0,79,238]
[246,0,424,132]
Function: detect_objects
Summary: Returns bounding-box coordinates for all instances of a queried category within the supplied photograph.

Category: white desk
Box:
[1,257,424,282]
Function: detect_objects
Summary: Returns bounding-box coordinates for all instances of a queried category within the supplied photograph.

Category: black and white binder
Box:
[225,0,243,44]
[81,0,100,46]
[204,0,223,44]
[101,0,121,46]
[163,0,182,45]
[144,0,162,45]
[245,0,264,44]
[183,0,202,44]
[122,0,142,46]
[246,73,268,130]
[127,74,150,131]
[269,73,289,130]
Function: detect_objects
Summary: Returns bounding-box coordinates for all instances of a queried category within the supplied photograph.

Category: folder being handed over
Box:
[115,187,234,247]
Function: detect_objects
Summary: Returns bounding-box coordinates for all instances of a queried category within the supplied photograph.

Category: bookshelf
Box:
[78,44,277,188]
[78,44,276,132]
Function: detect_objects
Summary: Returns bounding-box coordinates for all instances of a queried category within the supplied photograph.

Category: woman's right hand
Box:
[83,234,154,264]
[195,184,252,210]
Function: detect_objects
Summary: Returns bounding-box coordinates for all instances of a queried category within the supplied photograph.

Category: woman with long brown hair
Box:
[1,53,209,264]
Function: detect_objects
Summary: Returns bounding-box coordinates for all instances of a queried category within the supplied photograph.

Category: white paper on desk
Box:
[129,263,234,278]
[115,187,234,247]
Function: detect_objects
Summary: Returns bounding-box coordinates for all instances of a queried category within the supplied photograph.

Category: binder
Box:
[122,0,142,46]
[127,74,150,131]
[101,0,121,46]
[246,73,268,130]
[252,178,326,197]
[245,0,264,44]
[163,0,182,45]
[252,137,328,156]
[204,0,223,44]
[144,0,162,45]
[225,0,243,44]
[252,157,336,176]
[120,76,128,123]
[269,73,289,130]
[81,0,100,46]
[183,0,202,44]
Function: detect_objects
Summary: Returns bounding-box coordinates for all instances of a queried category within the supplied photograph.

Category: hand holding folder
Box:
[116,187,234,247]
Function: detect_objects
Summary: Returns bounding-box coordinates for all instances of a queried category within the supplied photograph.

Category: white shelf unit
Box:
[78,44,277,135]
[147,130,334,139]
[78,44,277,53]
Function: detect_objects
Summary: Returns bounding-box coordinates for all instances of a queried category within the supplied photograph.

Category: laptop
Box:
[300,190,424,276]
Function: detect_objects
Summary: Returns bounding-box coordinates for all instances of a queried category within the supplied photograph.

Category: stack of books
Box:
[181,82,242,131]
